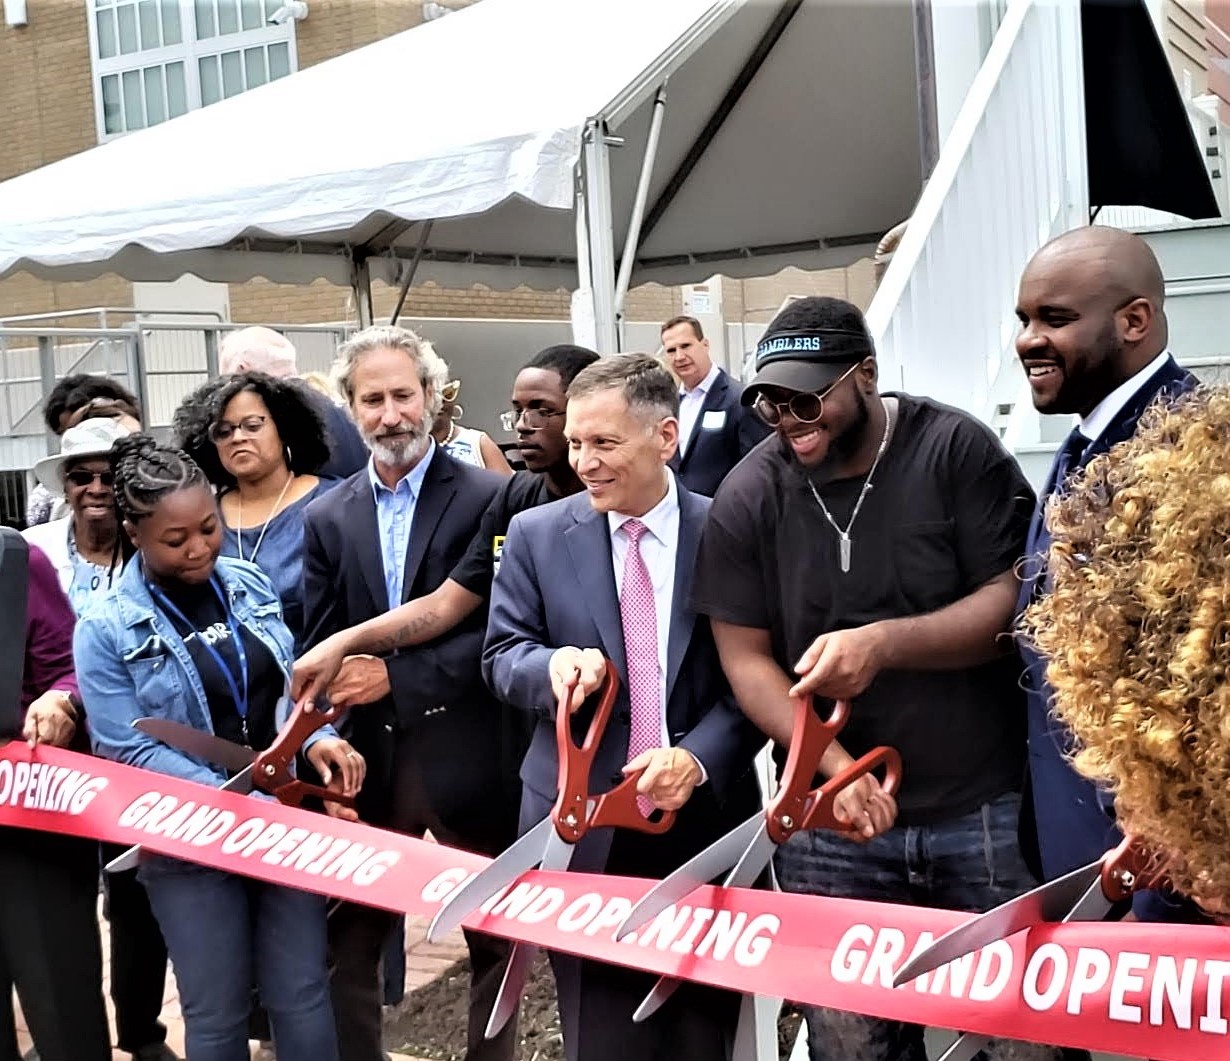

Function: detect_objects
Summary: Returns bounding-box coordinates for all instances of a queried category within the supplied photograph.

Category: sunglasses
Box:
[752,363,860,427]
[208,415,268,443]
[64,469,114,488]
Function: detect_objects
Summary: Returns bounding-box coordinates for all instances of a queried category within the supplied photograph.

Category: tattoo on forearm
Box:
[369,610,439,654]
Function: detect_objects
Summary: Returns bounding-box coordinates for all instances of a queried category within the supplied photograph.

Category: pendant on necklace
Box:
[839,534,852,573]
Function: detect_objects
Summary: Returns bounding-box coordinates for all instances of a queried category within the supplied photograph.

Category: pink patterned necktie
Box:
[619,518,659,817]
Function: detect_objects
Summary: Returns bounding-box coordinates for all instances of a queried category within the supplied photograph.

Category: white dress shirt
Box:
[677,362,722,455]
[608,472,679,748]
[1078,349,1172,444]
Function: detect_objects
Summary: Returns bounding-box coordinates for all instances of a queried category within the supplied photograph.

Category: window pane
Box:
[243,46,267,88]
[117,2,139,53]
[166,61,188,117]
[122,68,145,130]
[138,0,160,48]
[220,49,243,97]
[102,74,123,135]
[217,0,239,35]
[161,0,182,44]
[263,0,279,19]
[144,65,167,126]
[268,41,290,80]
[194,0,215,38]
[95,8,117,58]
[198,54,221,106]
[240,0,261,31]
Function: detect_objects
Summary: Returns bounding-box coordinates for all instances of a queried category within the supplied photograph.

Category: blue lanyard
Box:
[148,574,250,721]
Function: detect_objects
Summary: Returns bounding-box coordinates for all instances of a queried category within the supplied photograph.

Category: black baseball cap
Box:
[741,299,875,403]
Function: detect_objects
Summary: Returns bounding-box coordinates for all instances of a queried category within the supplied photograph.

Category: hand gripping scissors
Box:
[105,697,353,872]
[614,695,902,1054]
[893,835,1167,1061]
[427,663,676,1039]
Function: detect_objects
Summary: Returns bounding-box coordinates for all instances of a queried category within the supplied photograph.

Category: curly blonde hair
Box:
[1021,386,1230,908]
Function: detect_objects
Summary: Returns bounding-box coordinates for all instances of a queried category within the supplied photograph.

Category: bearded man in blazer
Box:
[302,325,518,1061]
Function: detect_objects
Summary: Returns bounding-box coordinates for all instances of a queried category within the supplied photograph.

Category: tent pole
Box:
[351,253,374,328]
[614,84,667,324]
[389,221,434,326]
[581,120,619,354]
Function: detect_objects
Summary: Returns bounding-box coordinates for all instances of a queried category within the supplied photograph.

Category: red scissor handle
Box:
[1101,835,1169,902]
[764,696,849,843]
[253,697,355,809]
[551,662,676,843]
[791,745,902,840]
[764,696,902,844]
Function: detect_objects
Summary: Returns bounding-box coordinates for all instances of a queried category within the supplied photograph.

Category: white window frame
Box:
[85,0,299,142]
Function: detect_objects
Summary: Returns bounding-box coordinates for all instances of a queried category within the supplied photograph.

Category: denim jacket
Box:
[75,555,333,787]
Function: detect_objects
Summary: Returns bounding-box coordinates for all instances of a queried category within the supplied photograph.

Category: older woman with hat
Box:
[24,417,135,615]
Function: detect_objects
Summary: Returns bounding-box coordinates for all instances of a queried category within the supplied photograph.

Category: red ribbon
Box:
[4,741,1228,1061]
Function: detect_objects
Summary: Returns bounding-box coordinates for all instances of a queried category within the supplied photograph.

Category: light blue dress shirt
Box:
[367,440,436,610]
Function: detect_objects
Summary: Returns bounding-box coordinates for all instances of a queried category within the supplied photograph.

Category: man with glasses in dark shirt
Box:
[690,296,1059,1061]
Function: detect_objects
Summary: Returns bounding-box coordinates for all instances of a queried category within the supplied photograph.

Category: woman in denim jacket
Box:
[74,435,365,1061]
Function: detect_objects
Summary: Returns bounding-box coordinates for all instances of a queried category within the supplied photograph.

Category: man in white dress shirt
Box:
[662,316,769,496]
[483,353,764,1061]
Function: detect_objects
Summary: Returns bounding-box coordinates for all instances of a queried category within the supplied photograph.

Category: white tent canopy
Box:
[0,0,925,348]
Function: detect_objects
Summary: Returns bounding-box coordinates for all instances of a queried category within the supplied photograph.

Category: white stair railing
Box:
[865,0,1088,441]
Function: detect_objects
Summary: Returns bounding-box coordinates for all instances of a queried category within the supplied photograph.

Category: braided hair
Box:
[109,433,209,525]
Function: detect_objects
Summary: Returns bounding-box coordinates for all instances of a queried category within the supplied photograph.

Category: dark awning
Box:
[1083,0,1221,219]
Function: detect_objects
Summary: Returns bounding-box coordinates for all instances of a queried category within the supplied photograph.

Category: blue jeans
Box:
[140,857,339,1061]
[775,792,1069,1061]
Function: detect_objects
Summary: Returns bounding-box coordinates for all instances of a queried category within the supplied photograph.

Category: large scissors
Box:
[893,835,1167,1061]
[427,663,675,1039]
[105,697,352,873]
[614,695,901,1043]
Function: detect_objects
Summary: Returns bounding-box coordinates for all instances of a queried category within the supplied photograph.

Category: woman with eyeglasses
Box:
[174,372,335,650]
[23,417,136,614]
[429,367,513,475]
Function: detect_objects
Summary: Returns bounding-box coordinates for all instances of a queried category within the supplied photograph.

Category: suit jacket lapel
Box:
[563,498,627,677]
[679,370,729,467]
[664,488,701,707]
[400,450,456,603]
[344,474,389,612]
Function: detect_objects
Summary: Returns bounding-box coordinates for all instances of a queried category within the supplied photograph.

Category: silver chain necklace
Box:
[806,398,894,573]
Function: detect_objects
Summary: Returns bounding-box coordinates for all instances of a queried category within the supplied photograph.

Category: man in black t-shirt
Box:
[291,344,598,706]
[693,297,1059,1061]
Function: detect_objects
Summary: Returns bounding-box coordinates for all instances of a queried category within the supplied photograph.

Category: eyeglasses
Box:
[499,407,566,432]
[64,469,114,488]
[752,363,860,427]
[209,415,268,443]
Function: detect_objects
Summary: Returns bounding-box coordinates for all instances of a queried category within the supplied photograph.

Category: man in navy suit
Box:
[301,325,518,1061]
[483,353,764,1061]
[663,316,770,496]
[1016,226,1196,895]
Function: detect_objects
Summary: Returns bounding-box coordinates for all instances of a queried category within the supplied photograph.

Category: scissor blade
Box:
[428,817,556,943]
[937,1031,989,1061]
[483,942,539,1040]
[1061,875,1114,924]
[632,821,775,1021]
[134,718,255,773]
[731,993,780,1061]
[480,821,577,1037]
[104,764,256,873]
[893,860,1102,987]
[616,814,764,941]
